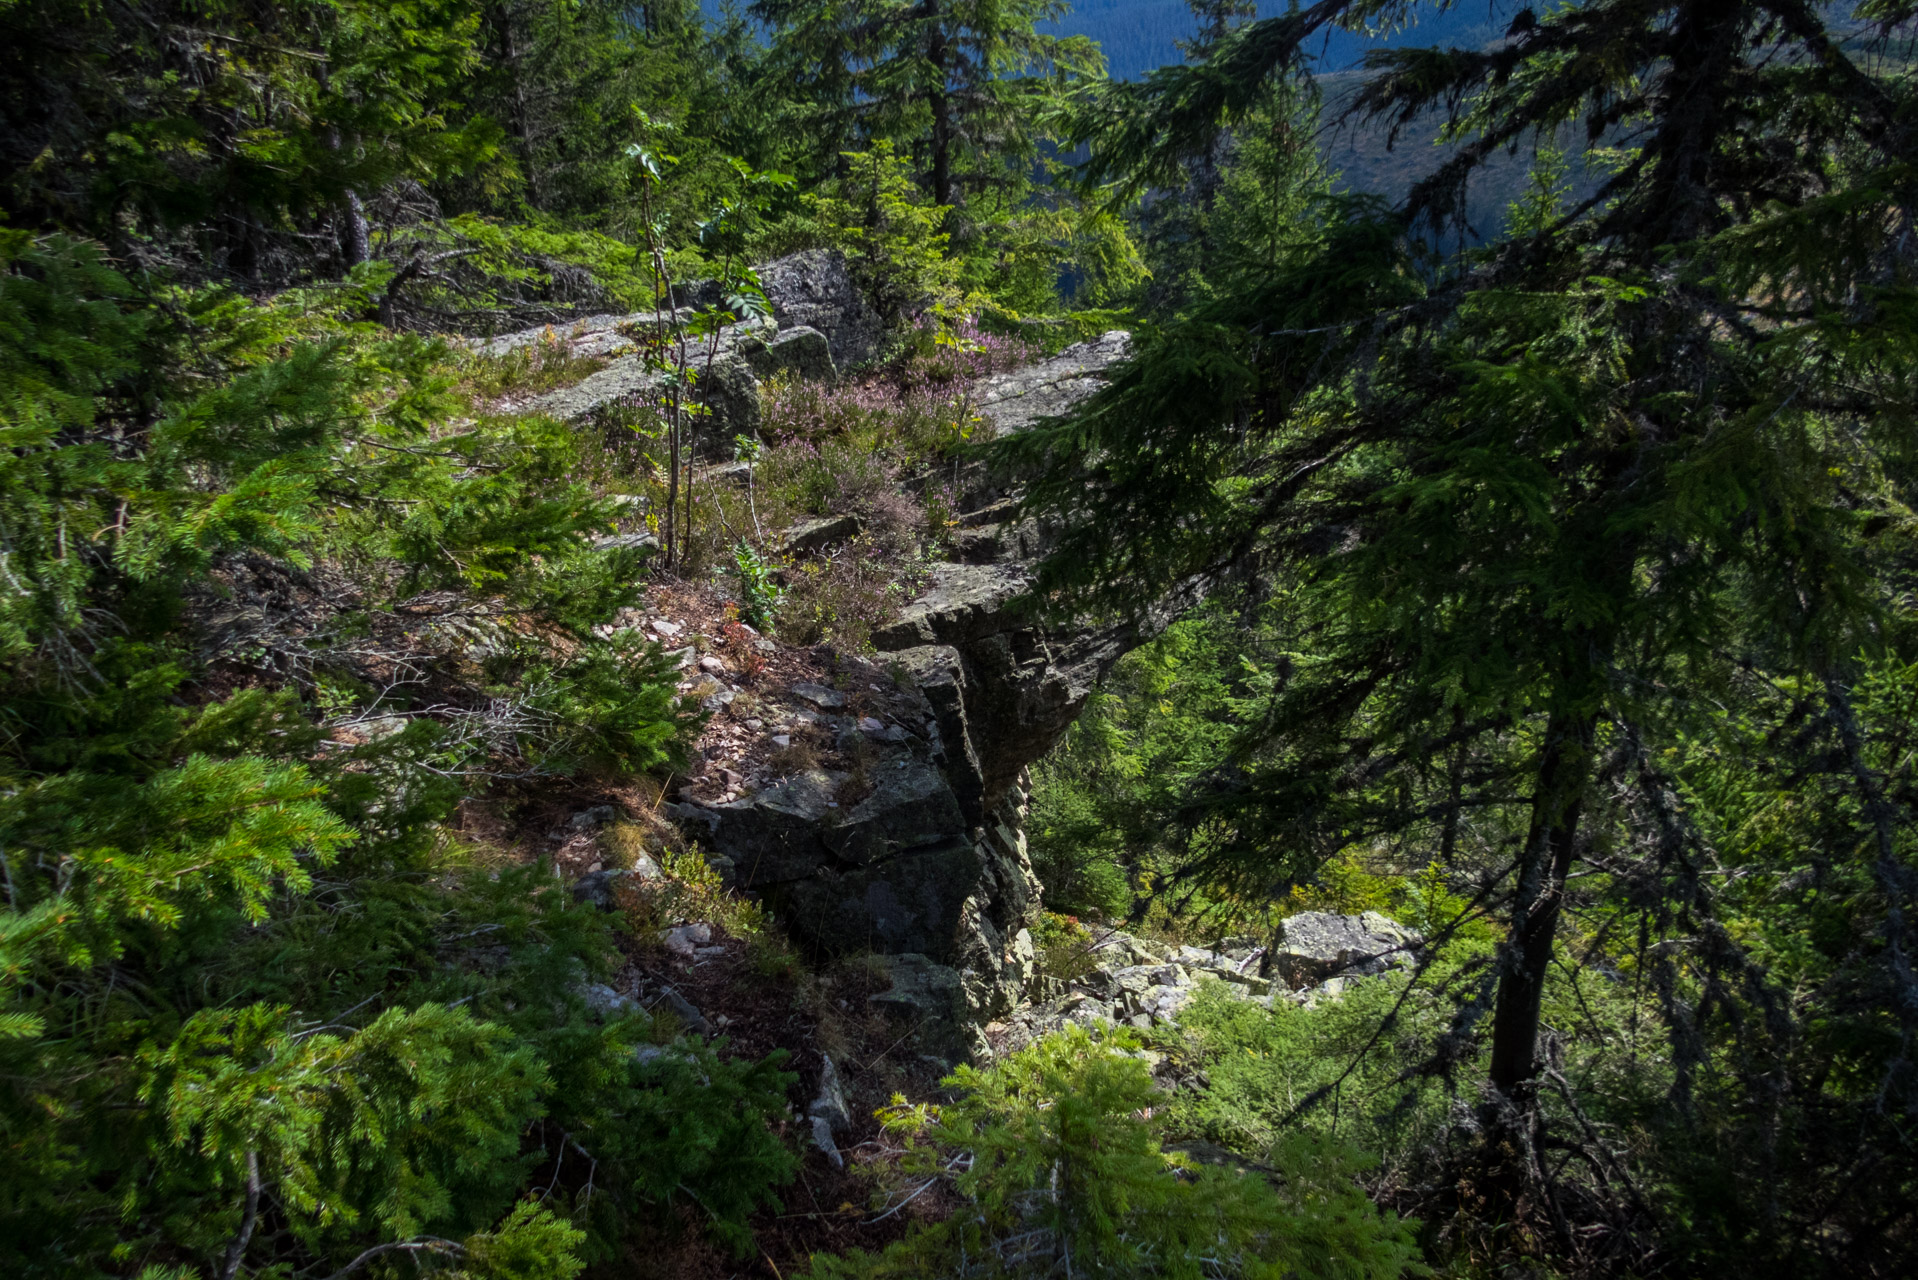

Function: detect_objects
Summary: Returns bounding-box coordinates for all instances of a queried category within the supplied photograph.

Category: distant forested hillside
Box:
[1045,0,1508,79]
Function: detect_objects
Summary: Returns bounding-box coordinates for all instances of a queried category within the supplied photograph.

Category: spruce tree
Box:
[1006,0,1918,1262]
[752,0,1097,210]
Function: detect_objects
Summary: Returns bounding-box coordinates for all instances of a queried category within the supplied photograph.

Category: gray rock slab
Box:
[1264,911,1422,989]
[808,1054,854,1133]
[791,681,848,710]
[524,353,664,422]
[869,562,1031,650]
[674,770,846,886]
[572,860,661,911]
[780,513,862,555]
[817,761,968,867]
[779,835,983,956]
[868,953,978,1062]
[974,330,1131,435]
[578,983,639,1019]
[810,1113,844,1169]
[469,309,690,360]
[655,984,710,1036]
[740,324,837,382]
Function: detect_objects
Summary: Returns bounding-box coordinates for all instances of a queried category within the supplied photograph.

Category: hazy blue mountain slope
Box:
[1045,1,1511,80]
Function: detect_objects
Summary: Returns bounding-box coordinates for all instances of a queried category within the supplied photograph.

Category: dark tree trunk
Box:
[342,187,370,268]
[927,13,952,208]
[1489,709,1593,1093]
[1480,706,1595,1209]
[491,3,543,208]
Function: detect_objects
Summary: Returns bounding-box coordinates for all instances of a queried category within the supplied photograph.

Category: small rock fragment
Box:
[699,655,727,674]
[572,860,661,910]
[808,1054,854,1133]
[652,619,683,637]
[578,983,639,1019]
[569,805,619,830]
[857,716,884,733]
[656,984,710,1035]
[810,1114,844,1169]
[663,922,714,956]
[791,681,847,709]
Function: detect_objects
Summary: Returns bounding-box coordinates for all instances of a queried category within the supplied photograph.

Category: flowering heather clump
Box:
[759,373,978,459]
[778,537,932,650]
[899,315,1040,389]
[756,436,919,535]
[757,315,1030,453]
[759,375,911,444]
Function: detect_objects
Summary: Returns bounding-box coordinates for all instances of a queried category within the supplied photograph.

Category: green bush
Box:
[808,1024,1423,1279]
[0,230,792,1278]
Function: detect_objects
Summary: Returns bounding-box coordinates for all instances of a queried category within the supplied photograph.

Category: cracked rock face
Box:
[1263,910,1422,987]
[668,318,1140,1056]
[873,563,1137,822]
[505,313,778,442]
[974,330,1131,436]
[757,249,884,369]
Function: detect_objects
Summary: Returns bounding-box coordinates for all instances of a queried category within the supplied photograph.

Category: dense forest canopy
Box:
[3,0,1917,1278]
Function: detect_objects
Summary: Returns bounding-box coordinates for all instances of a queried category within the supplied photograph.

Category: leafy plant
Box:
[808,1024,1423,1278]
[732,541,785,634]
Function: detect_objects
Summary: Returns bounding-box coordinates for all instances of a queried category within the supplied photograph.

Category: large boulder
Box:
[739,324,837,383]
[874,565,1138,819]
[520,316,776,445]
[868,953,981,1063]
[758,250,884,369]
[1262,911,1422,988]
[662,321,1147,1059]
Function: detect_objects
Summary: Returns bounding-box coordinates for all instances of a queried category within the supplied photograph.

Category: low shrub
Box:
[807,1024,1424,1278]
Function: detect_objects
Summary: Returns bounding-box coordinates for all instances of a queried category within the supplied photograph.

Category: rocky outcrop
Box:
[1263,911,1422,988]
[473,250,878,448]
[665,322,1141,1061]
[874,564,1137,820]
[665,658,1043,1035]
[973,330,1131,436]
[517,313,779,439]
[990,914,1423,1054]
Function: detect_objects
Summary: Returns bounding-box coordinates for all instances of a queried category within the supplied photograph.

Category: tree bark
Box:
[491,3,543,208]
[1488,708,1594,1099]
[218,1149,261,1280]
[1478,706,1596,1221]
[926,5,952,208]
[342,187,370,269]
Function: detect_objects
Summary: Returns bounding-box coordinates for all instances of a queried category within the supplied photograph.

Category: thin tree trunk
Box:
[491,4,543,208]
[1439,707,1467,867]
[343,188,370,268]
[634,170,680,568]
[1480,706,1595,1219]
[927,8,952,208]
[325,126,371,271]
[219,1149,261,1280]
[1488,708,1594,1097]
